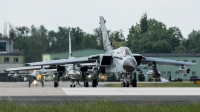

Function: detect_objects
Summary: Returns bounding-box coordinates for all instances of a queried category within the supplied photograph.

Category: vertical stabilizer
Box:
[69,31,72,58]
[99,16,113,53]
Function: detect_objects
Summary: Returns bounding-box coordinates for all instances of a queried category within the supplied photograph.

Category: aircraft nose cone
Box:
[123,58,136,72]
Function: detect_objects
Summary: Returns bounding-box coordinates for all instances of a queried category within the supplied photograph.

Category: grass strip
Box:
[105,82,200,87]
[0,100,200,112]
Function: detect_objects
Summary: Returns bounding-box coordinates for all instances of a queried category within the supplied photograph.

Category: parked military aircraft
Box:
[25,16,196,87]
[6,66,56,87]
[139,63,191,81]
[5,32,96,87]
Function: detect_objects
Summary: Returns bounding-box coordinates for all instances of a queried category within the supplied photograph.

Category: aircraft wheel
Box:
[70,84,72,87]
[54,82,58,87]
[73,85,76,87]
[126,82,129,87]
[85,82,89,87]
[121,82,125,87]
[42,82,44,87]
[92,79,97,87]
[132,79,137,87]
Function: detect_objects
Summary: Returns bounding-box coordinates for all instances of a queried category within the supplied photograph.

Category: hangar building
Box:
[0,38,24,81]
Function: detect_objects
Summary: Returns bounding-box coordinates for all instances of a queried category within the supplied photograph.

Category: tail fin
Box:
[69,31,72,58]
[99,16,113,53]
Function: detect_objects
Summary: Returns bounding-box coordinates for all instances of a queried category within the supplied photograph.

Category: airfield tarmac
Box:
[0,81,200,105]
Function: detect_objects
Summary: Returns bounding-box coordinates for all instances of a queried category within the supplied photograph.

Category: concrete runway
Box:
[0,81,200,105]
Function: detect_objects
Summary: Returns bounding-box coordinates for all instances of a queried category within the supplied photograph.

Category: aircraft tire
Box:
[121,82,125,87]
[132,79,137,87]
[85,82,89,87]
[127,82,129,87]
[70,84,72,87]
[42,82,44,87]
[92,79,97,87]
[54,82,58,87]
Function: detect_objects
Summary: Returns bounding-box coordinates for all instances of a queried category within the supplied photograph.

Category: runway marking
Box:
[61,88,200,96]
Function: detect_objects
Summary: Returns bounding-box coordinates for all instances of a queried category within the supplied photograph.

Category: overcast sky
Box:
[0,0,199,38]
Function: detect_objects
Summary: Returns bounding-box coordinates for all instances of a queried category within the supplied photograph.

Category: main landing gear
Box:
[54,72,62,87]
[92,79,98,87]
[92,71,99,87]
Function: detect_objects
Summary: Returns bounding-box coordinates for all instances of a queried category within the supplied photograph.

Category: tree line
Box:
[126,13,200,54]
[0,13,199,63]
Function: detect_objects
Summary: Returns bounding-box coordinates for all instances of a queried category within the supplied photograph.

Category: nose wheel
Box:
[120,74,131,87]
[70,79,82,87]
[70,84,76,87]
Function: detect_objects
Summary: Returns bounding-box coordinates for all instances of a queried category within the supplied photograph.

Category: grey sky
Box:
[0,0,199,38]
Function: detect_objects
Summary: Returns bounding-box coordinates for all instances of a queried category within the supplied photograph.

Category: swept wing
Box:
[5,65,53,72]
[140,56,196,66]
[27,57,95,66]
[124,53,196,66]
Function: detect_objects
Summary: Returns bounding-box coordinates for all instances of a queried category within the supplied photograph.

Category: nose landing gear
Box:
[120,73,136,87]
[70,79,82,87]
[121,78,130,87]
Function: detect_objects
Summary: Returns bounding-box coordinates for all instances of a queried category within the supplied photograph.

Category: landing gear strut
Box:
[54,72,62,87]
[70,79,82,87]
[121,80,130,87]
[80,67,90,87]
[82,72,89,87]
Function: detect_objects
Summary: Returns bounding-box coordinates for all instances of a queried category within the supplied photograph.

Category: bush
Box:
[171,78,183,82]
[138,73,145,81]
[177,78,182,82]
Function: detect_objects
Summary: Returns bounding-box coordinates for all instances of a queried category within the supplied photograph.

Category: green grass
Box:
[105,82,200,87]
[0,100,200,112]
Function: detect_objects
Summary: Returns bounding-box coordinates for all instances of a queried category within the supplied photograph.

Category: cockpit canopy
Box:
[121,47,132,56]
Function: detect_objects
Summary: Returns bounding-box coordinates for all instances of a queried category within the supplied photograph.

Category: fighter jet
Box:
[24,16,197,87]
[5,32,94,87]
[5,66,57,87]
